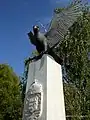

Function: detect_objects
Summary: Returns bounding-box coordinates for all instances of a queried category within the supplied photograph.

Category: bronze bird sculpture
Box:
[28,0,87,64]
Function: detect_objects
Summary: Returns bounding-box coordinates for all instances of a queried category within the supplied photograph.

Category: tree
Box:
[55,7,90,119]
[0,64,22,120]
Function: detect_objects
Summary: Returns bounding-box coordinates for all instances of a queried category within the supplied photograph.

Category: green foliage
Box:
[0,64,22,120]
[64,83,82,120]
[54,8,65,14]
[57,10,90,119]
[32,50,39,56]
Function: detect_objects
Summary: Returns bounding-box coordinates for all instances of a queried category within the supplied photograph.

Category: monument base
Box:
[23,54,66,120]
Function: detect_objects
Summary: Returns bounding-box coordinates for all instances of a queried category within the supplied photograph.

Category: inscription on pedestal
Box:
[23,81,43,120]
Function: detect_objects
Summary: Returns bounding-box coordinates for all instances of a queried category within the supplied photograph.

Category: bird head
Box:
[33,25,40,34]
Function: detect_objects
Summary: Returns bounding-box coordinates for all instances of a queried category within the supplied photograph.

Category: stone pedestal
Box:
[23,54,66,120]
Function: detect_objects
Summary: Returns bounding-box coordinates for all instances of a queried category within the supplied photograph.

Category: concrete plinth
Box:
[23,54,66,120]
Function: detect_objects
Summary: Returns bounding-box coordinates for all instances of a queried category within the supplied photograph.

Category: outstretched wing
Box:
[45,0,87,47]
[28,31,36,46]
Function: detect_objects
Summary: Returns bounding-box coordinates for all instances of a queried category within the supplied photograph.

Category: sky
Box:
[0,0,89,76]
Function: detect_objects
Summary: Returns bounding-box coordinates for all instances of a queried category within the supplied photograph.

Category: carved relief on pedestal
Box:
[23,80,43,120]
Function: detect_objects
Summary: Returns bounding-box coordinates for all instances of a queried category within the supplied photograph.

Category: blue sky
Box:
[0,0,89,76]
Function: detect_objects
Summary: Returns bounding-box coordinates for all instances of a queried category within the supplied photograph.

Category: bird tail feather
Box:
[48,50,63,65]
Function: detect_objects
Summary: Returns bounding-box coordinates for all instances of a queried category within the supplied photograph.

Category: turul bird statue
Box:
[28,25,63,64]
[27,0,87,65]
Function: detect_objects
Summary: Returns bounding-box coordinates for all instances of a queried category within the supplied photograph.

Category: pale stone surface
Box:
[23,54,66,120]
[47,56,66,120]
